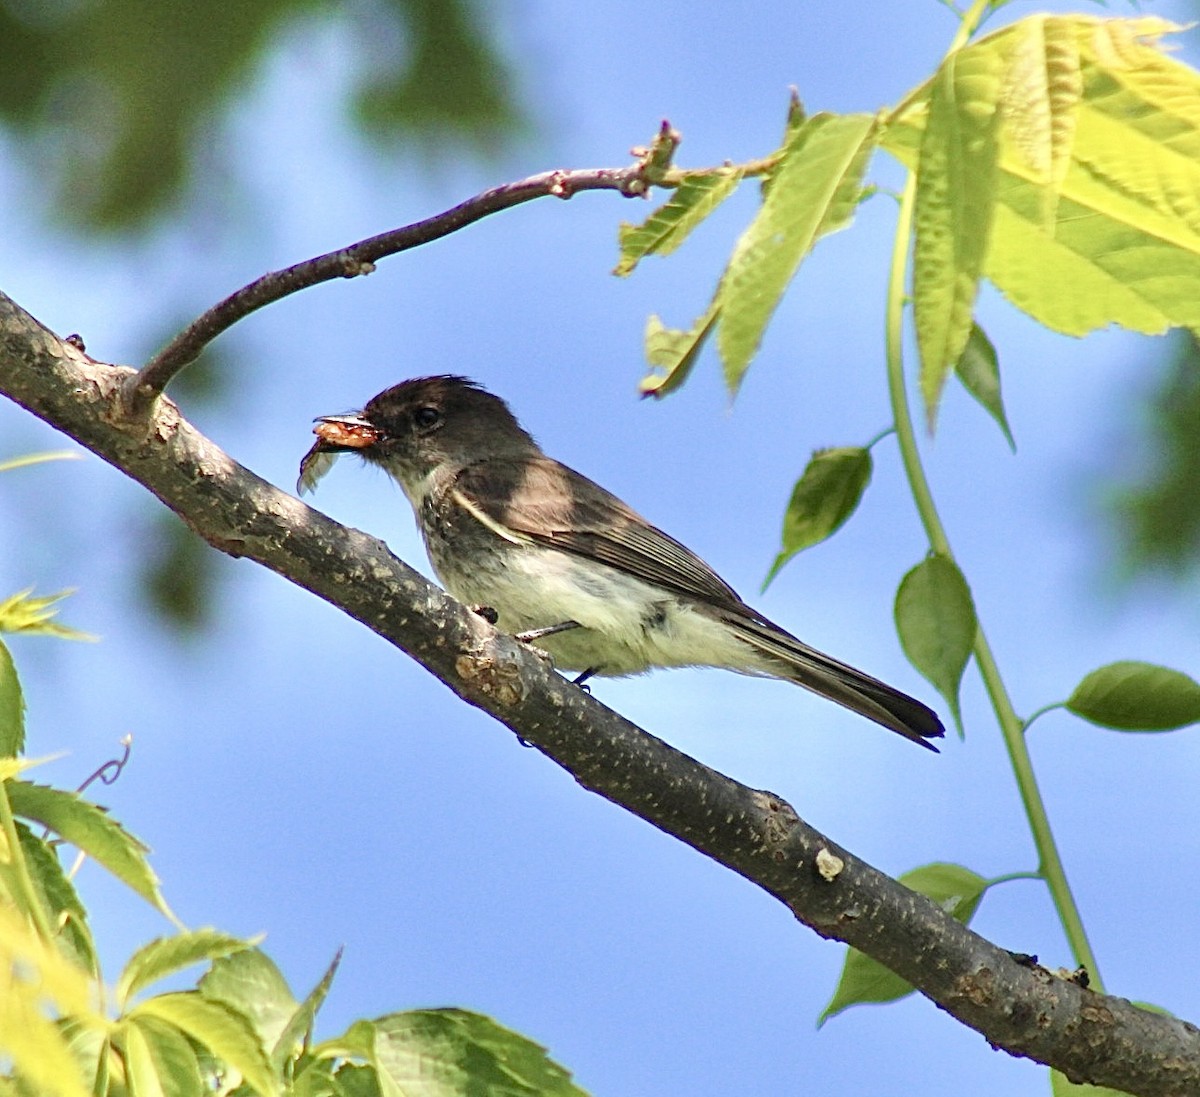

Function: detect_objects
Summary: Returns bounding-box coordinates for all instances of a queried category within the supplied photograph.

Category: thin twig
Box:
[122,122,692,415]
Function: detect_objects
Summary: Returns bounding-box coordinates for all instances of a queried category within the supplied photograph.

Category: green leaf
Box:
[119,1016,206,1097]
[199,948,300,1060]
[0,637,24,756]
[821,863,989,1024]
[886,16,1200,342]
[131,993,277,1097]
[17,821,97,977]
[912,43,1004,427]
[0,903,98,1097]
[954,323,1015,450]
[894,555,977,732]
[638,308,720,398]
[764,447,873,588]
[716,111,878,392]
[1000,15,1082,226]
[0,988,91,1097]
[1066,661,1200,731]
[316,1010,589,1097]
[7,781,172,917]
[270,950,343,1069]
[615,169,743,276]
[0,588,96,641]
[118,930,254,1008]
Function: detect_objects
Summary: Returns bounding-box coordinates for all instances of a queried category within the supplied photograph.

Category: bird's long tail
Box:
[722,611,945,751]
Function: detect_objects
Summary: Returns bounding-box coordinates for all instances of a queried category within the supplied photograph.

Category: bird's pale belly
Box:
[428,538,759,677]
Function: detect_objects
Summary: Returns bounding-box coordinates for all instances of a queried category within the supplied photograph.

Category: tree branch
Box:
[3,294,1198,1095]
[122,122,687,415]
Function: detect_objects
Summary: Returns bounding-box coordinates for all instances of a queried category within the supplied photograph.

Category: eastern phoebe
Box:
[299,375,944,750]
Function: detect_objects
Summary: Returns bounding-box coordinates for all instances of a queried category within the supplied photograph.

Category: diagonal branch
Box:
[122,122,684,415]
[2,293,1198,1096]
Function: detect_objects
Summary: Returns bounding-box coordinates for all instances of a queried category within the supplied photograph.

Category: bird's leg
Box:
[470,604,499,624]
[514,620,581,643]
[572,668,597,690]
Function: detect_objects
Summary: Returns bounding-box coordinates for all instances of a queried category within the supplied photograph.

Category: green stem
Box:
[986,870,1042,888]
[884,179,1104,986]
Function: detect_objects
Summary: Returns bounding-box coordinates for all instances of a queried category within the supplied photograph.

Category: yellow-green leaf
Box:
[615,170,743,276]
[0,588,96,641]
[131,993,277,1097]
[638,308,719,398]
[1000,15,1081,225]
[0,638,24,756]
[118,1017,206,1097]
[912,45,1004,426]
[316,1010,588,1097]
[886,16,1200,345]
[199,947,301,1061]
[118,930,254,1008]
[716,112,877,393]
[7,781,171,917]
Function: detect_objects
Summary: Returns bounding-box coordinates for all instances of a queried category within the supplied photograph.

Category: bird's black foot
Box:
[514,620,581,644]
[470,604,499,625]
[572,668,597,692]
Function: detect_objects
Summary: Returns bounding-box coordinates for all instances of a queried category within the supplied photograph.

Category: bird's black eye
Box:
[413,406,441,429]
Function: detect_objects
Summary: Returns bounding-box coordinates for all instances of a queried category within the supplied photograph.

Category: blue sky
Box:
[3,2,1200,1094]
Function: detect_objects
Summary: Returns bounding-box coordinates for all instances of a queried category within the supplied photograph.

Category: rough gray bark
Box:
[2,291,1198,1096]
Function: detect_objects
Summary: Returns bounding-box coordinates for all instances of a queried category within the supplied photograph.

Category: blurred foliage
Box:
[1108,332,1200,580]
[140,512,223,632]
[0,0,523,231]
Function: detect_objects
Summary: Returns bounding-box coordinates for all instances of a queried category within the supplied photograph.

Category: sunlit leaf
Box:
[118,930,254,1008]
[0,901,99,1097]
[821,863,989,1023]
[269,950,342,1068]
[0,637,24,756]
[912,44,1004,426]
[131,993,277,1097]
[17,822,97,977]
[615,170,743,276]
[1000,15,1082,225]
[119,1016,206,1097]
[1066,661,1200,730]
[764,447,872,588]
[886,16,1200,344]
[717,112,878,392]
[0,588,96,641]
[199,948,299,1059]
[7,781,171,917]
[954,323,1015,450]
[638,308,720,398]
[315,1010,589,1097]
[894,555,977,732]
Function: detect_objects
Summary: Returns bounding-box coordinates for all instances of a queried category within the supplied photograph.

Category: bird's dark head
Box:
[298,375,536,496]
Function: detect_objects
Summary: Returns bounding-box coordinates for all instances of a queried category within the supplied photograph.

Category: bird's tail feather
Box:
[723,611,945,750]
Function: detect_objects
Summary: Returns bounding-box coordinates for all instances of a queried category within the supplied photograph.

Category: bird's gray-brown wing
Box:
[451,456,944,749]
[450,456,744,607]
